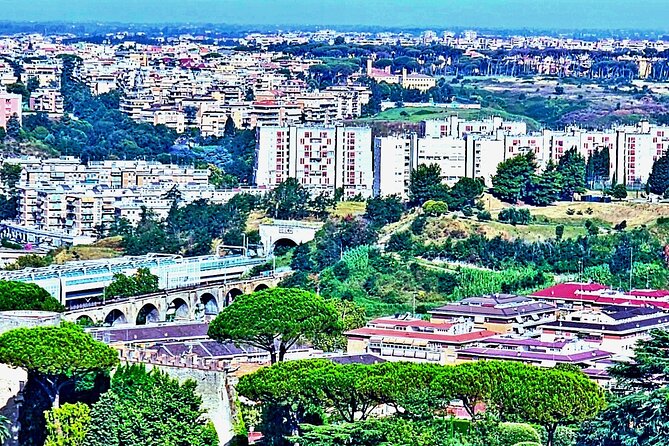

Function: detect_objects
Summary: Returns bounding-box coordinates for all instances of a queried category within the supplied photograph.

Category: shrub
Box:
[553,426,577,446]
[462,206,474,217]
[513,443,541,446]
[566,208,575,215]
[658,216,669,225]
[555,224,565,240]
[498,207,531,225]
[477,210,492,221]
[498,422,542,446]
[422,200,449,216]
[411,215,427,235]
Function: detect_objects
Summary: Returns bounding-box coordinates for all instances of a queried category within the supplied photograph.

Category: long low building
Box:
[540,305,669,356]
[0,253,264,307]
[345,315,497,364]
[531,282,669,310]
[428,294,557,335]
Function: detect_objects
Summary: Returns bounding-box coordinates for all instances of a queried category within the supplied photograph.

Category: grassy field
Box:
[414,194,669,245]
[356,106,541,129]
[331,201,367,217]
[53,237,123,263]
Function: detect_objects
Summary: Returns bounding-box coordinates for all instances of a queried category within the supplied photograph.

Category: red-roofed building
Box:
[531,282,669,310]
[345,315,496,364]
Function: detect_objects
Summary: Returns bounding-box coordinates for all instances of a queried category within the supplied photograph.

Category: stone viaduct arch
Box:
[64,275,283,327]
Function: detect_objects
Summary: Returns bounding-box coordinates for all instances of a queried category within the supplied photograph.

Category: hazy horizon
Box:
[0,0,667,32]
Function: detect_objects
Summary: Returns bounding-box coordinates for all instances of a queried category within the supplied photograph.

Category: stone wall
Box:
[124,360,234,445]
[0,365,26,446]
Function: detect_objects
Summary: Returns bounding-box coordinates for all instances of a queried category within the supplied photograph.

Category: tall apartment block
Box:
[255,125,373,198]
[0,92,21,129]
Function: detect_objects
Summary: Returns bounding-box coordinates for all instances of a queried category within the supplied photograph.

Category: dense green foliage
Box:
[208,288,341,363]
[648,153,669,195]
[104,267,159,299]
[238,359,605,446]
[498,208,532,225]
[364,195,404,227]
[492,150,585,204]
[44,402,91,446]
[110,194,257,256]
[284,243,551,317]
[410,164,483,212]
[0,323,118,407]
[84,364,218,446]
[0,280,64,312]
[577,330,669,446]
[417,226,662,290]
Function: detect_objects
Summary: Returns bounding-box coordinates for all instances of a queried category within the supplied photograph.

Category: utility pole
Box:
[629,246,633,290]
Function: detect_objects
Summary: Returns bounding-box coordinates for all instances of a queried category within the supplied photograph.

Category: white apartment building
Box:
[255,125,374,198]
[373,135,416,199]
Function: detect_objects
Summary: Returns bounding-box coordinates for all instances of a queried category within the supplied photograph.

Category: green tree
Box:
[310,362,388,422]
[0,162,22,192]
[313,299,367,351]
[492,153,537,203]
[506,369,605,446]
[497,423,542,446]
[449,177,485,211]
[224,116,236,137]
[611,184,628,200]
[0,280,64,312]
[409,164,450,206]
[648,154,669,195]
[422,200,449,216]
[0,414,9,445]
[84,364,218,446]
[265,178,311,220]
[44,402,91,446]
[104,267,159,299]
[498,207,532,225]
[386,230,415,254]
[312,217,378,269]
[556,148,586,200]
[0,323,118,408]
[555,225,565,240]
[364,195,404,227]
[237,359,331,445]
[526,161,562,206]
[5,114,20,139]
[208,288,340,363]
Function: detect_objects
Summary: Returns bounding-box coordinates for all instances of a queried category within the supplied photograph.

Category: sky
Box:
[0,0,667,31]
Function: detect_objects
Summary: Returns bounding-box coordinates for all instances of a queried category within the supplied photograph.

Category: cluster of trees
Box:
[285,235,551,317]
[237,358,605,446]
[107,192,257,256]
[0,322,217,446]
[104,267,159,299]
[15,55,176,161]
[417,226,665,289]
[263,178,338,221]
[264,41,658,82]
[409,164,485,211]
[492,150,585,205]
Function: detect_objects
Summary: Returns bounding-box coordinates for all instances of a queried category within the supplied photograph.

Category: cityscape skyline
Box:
[0,0,667,31]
